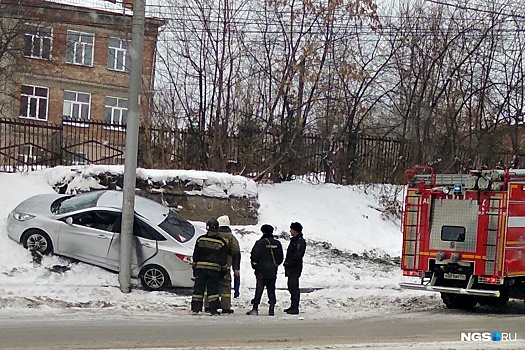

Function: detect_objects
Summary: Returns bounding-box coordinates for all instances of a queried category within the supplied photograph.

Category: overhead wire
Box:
[4,1,525,48]
[12,0,525,34]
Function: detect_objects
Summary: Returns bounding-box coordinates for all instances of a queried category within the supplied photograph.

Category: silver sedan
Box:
[6,190,205,291]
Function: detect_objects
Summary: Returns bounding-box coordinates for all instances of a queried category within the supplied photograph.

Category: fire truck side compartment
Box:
[506,183,525,274]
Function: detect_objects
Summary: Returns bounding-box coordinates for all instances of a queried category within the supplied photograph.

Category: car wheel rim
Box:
[27,234,48,252]
[144,268,165,289]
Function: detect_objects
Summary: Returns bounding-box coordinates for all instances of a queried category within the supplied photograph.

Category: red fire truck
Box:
[400,166,525,308]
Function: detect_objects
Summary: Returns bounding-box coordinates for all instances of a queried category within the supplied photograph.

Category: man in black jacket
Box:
[284,222,306,315]
[246,224,283,316]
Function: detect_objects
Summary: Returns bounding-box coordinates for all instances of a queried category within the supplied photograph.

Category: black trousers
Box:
[252,277,277,307]
[191,269,221,313]
[287,275,300,308]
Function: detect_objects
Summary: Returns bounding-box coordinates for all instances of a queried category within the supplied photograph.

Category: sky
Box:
[2,166,525,350]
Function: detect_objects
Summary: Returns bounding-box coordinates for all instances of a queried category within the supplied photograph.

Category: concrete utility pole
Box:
[119,0,146,293]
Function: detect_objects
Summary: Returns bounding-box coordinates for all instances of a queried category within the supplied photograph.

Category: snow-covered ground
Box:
[0,166,441,320]
[2,167,525,350]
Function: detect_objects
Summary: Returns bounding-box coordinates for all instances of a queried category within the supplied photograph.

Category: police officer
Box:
[246,224,283,316]
[283,222,306,315]
[191,218,229,315]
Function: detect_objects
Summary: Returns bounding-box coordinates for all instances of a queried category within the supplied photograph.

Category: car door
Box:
[106,216,161,272]
[58,210,120,268]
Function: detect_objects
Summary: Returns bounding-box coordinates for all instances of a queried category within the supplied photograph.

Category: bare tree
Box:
[385,0,509,171]
[0,5,23,118]
[153,0,248,170]
[243,0,380,181]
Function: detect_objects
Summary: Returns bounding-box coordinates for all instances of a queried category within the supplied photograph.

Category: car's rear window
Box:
[51,191,105,214]
[158,210,195,243]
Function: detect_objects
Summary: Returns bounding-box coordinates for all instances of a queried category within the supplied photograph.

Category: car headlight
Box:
[12,212,35,221]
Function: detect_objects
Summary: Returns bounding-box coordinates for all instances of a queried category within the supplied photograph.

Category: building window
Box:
[105,96,128,127]
[63,90,91,122]
[18,144,45,165]
[66,30,94,66]
[108,37,130,72]
[24,24,52,59]
[19,85,49,121]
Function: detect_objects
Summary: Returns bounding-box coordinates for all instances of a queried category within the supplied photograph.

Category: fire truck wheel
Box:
[440,293,477,309]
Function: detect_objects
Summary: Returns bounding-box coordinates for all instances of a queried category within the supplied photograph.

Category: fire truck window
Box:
[441,226,466,242]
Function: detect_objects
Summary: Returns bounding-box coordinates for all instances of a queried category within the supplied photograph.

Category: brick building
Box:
[0,0,164,169]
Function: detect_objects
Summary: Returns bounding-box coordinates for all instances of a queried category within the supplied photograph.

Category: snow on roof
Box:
[47,0,166,17]
[45,0,129,14]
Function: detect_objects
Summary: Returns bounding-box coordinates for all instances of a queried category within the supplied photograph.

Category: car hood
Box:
[12,193,66,216]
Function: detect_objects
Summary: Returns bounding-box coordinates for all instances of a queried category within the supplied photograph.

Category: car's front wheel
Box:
[22,229,53,255]
[139,265,171,291]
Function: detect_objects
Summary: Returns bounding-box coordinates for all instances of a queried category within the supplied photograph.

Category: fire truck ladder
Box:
[403,193,423,270]
[408,173,473,187]
[484,196,503,276]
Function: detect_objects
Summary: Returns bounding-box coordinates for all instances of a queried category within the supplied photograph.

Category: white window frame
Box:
[24,24,53,60]
[66,30,94,67]
[63,90,91,126]
[104,96,128,130]
[18,144,35,164]
[19,85,49,121]
[18,144,44,165]
[107,37,130,72]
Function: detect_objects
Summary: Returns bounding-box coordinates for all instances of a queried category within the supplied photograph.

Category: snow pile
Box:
[35,165,258,199]
[0,167,443,320]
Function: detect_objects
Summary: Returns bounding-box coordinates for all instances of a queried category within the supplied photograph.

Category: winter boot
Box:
[285,308,299,315]
[209,300,221,315]
[269,305,275,316]
[191,301,203,313]
[246,307,258,316]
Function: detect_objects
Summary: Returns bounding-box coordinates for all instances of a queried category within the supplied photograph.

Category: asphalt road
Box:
[1,307,524,350]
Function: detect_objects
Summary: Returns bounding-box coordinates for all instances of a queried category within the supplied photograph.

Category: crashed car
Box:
[6,190,204,290]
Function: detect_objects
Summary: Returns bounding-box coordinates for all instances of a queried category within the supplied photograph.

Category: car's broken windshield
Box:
[51,191,105,214]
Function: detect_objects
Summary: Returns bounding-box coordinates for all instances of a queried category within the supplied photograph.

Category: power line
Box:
[5,0,525,49]
[423,0,525,20]
[8,0,525,38]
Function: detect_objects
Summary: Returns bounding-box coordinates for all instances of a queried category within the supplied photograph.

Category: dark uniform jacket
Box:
[192,231,229,274]
[250,233,284,279]
[284,232,306,277]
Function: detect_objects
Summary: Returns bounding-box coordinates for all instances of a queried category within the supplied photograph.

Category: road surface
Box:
[1,307,524,349]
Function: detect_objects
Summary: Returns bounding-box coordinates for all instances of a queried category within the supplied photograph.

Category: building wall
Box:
[2,0,163,124]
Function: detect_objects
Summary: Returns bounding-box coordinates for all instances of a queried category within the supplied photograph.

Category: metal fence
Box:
[0,117,429,184]
[0,118,126,172]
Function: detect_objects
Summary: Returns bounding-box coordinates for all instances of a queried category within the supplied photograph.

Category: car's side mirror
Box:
[66,217,74,226]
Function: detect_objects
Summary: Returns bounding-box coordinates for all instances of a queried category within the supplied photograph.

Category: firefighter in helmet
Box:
[191,218,229,315]
[204,215,241,313]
